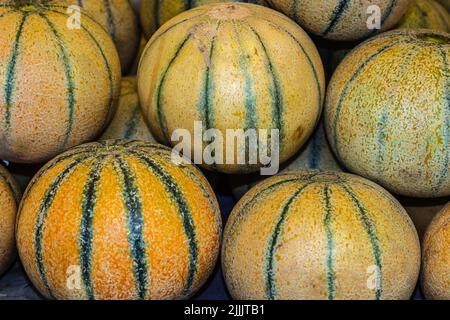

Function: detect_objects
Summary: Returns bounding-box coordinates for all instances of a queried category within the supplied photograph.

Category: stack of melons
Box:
[0,0,223,300]
[0,0,448,301]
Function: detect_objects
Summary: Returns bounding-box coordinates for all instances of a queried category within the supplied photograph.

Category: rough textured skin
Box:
[325,29,450,198]
[397,0,450,32]
[16,140,222,300]
[268,0,411,41]
[140,0,267,39]
[437,0,450,11]
[229,121,343,199]
[100,77,156,142]
[0,1,121,163]
[222,170,421,300]
[138,3,325,174]
[0,165,20,277]
[422,202,450,300]
[319,0,450,80]
[67,0,140,73]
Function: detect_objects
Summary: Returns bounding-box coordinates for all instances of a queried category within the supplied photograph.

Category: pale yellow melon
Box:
[138,3,325,174]
[222,170,421,300]
[325,29,450,197]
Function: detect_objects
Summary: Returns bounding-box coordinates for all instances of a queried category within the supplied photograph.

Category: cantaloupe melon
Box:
[267,0,411,41]
[0,1,121,163]
[325,29,450,198]
[138,3,325,174]
[222,170,421,300]
[422,202,450,300]
[319,0,450,80]
[16,140,222,299]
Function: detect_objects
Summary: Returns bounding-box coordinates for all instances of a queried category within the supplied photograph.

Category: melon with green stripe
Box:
[222,170,421,300]
[437,0,450,11]
[318,0,450,80]
[396,0,450,31]
[0,1,121,163]
[422,202,450,300]
[325,29,450,198]
[100,77,156,142]
[16,140,222,300]
[138,3,325,174]
[267,0,411,41]
[66,0,140,73]
[0,164,20,276]
[229,121,343,200]
[140,0,268,39]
